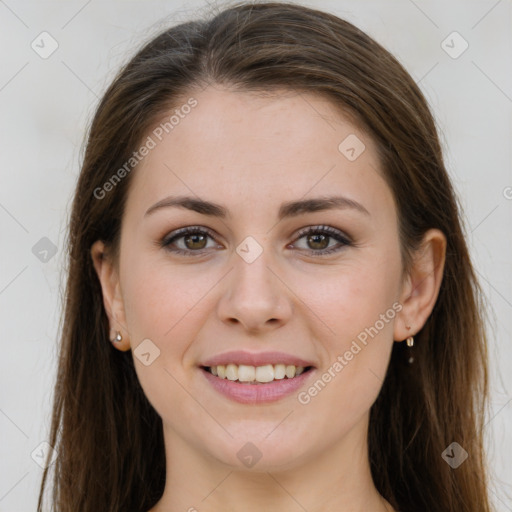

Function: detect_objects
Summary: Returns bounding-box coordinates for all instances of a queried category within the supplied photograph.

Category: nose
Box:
[216,244,293,334]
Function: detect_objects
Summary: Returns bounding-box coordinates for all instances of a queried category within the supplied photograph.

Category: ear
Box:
[394,228,447,342]
[91,240,131,352]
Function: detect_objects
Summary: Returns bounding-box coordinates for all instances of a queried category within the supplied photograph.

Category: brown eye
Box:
[292,226,352,256]
[162,227,218,255]
[306,233,330,251]
[183,233,208,250]
[161,225,351,257]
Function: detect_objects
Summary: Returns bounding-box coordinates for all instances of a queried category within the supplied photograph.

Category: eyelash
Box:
[160,225,352,257]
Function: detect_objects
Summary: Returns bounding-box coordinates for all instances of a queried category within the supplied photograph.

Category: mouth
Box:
[199,350,316,403]
[201,363,314,384]
[199,353,316,403]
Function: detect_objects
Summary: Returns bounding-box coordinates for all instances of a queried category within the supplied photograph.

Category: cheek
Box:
[295,254,400,347]
[120,256,210,423]
[293,250,400,411]
[121,254,209,343]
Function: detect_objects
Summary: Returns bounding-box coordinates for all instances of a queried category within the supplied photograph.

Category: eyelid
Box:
[293,224,352,243]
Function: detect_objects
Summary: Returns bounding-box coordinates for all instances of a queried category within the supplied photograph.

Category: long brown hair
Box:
[37,2,491,510]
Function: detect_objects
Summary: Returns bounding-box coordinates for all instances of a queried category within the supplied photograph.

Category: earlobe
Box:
[394,228,447,342]
[90,240,131,351]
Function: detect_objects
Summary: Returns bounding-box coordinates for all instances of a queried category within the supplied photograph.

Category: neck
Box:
[149,414,392,512]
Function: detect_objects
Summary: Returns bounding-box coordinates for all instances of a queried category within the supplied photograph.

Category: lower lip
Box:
[201,367,314,404]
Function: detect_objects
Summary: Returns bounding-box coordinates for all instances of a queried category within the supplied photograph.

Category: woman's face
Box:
[108,86,408,470]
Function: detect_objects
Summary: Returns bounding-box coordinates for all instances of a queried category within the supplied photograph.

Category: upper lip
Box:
[201,350,315,368]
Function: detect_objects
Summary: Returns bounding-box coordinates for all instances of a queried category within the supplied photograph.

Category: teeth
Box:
[274,364,286,380]
[255,364,274,383]
[285,365,296,378]
[238,364,255,382]
[225,363,238,381]
[207,363,307,383]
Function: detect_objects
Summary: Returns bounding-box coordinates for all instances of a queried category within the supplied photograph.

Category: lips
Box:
[199,350,316,403]
[201,365,315,403]
[201,350,315,368]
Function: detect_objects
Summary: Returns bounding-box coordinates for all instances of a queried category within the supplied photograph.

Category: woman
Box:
[37,2,491,511]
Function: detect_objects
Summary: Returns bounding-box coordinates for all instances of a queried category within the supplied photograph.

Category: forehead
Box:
[125,86,393,219]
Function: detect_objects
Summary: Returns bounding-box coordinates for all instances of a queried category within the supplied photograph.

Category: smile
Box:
[200,364,316,405]
[200,350,316,403]
[204,363,311,384]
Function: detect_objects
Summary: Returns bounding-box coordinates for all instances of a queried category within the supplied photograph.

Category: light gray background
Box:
[0,1,511,511]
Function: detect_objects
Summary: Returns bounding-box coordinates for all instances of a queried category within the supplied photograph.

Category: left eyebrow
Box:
[144,194,370,219]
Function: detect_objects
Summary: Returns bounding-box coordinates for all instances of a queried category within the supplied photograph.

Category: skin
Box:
[92,86,446,512]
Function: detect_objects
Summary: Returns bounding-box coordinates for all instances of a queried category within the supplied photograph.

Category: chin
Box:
[202,431,313,473]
